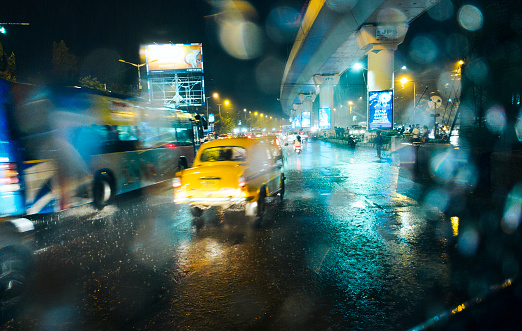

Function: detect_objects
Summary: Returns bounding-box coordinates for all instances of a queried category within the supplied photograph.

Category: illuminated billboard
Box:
[368,90,393,130]
[319,108,331,130]
[293,116,301,128]
[145,43,203,74]
[302,111,310,128]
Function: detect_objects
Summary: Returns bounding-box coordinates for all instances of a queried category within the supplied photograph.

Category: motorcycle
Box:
[347,135,358,148]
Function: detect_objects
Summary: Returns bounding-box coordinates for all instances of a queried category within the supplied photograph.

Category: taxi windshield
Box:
[199,146,247,162]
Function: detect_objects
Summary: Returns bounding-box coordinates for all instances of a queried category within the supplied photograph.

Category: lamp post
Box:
[399,76,416,123]
[205,96,210,119]
[213,93,221,116]
[119,59,147,90]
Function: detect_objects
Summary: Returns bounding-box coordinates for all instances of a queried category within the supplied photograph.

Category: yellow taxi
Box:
[173,137,285,220]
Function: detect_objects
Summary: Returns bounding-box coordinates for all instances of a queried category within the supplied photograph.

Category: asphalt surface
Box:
[3,139,521,330]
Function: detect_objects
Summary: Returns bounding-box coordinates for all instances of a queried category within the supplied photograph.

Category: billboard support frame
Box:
[144,43,205,107]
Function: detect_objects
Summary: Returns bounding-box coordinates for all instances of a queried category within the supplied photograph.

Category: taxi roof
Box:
[199,137,258,149]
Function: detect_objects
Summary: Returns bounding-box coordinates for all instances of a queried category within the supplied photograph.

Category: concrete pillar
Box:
[367,46,395,92]
[313,75,340,133]
[293,103,303,129]
[298,93,316,131]
[356,23,408,129]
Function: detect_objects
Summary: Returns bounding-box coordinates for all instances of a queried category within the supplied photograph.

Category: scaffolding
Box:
[148,74,205,107]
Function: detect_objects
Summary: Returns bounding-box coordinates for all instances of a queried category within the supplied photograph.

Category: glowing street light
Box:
[119,59,148,90]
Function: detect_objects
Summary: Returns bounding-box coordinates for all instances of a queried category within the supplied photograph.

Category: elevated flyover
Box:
[280,0,440,120]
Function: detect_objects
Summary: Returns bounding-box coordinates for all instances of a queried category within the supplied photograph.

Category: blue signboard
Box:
[302,111,310,128]
[294,116,301,128]
[368,90,393,130]
[319,108,331,130]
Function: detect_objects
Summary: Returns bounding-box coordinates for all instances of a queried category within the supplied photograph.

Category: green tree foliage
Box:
[79,75,105,91]
[4,53,16,81]
[0,41,16,81]
[214,114,234,134]
[52,40,78,84]
[106,83,136,96]
[0,42,4,72]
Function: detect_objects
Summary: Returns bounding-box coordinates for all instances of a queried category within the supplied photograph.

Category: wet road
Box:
[4,139,512,330]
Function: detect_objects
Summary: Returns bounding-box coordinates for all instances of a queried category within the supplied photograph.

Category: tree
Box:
[79,75,105,91]
[3,52,16,81]
[52,40,78,84]
[0,41,16,81]
[0,41,4,72]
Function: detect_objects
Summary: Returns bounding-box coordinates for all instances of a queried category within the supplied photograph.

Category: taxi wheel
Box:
[279,176,285,202]
[190,206,203,218]
[256,188,266,221]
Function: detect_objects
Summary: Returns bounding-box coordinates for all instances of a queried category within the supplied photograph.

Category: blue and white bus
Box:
[1,80,202,217]
[0,80,203,307]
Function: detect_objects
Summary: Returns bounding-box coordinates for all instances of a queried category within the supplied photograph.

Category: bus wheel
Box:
[0,248,32,312]
[93,175,112,210]
[179,157,188,170]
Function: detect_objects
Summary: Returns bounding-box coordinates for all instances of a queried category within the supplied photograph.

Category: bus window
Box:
[176,127,192,145]
[115,125,138,141]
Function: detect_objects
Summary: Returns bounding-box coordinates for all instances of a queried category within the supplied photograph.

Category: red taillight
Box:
[275,138,280,146]
[166,143,177,149]
[0,162,20,191]
[238,176,246,187]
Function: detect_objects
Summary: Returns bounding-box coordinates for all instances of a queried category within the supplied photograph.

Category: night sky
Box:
[1,0,488,119]
[2,0,304,118]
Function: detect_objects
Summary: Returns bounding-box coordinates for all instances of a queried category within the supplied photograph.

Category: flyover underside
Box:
[280,0,439,115]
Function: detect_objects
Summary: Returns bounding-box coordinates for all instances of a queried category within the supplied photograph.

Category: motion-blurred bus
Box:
[0,80,203,218]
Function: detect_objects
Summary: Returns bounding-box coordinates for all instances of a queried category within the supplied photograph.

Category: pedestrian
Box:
[374,130,384,158]
[412,125,420,143]
[421,125,429,142]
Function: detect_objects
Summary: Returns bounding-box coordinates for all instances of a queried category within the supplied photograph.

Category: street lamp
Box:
[213,93,224,116]
[119,59,147,90]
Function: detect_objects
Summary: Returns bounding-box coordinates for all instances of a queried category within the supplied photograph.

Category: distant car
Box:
[173,138,284,221]
[255,135,284,162]
[217,134,229,139]
[350,125,366,136]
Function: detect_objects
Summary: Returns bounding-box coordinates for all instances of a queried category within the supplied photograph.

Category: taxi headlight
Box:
[173,177,181,188]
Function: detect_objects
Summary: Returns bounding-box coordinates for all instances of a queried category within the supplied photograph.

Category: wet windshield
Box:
[2,0,522,330]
